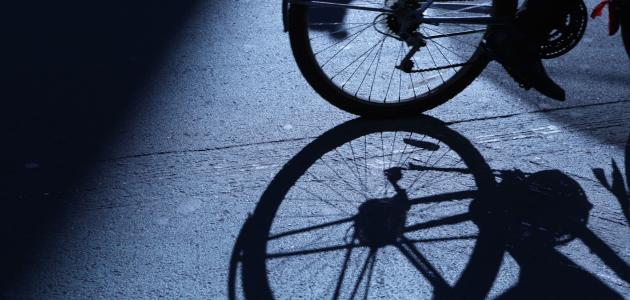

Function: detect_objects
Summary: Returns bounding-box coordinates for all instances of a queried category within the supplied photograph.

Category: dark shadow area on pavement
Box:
[229,117,630,299]
[0,0,198,291]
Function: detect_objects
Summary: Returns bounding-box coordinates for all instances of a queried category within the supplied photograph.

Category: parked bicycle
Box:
[282,0,629,116]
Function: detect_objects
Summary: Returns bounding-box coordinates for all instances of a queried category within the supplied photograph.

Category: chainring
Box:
[540,0,588,59]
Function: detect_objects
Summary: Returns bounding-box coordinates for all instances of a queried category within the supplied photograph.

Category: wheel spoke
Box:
[333,241,356,299]
[407,163,469,174]
[266,242,361,259]
[408,190,478,205]
[405,235,478,244]
[310,23,375,41]
[348,249,377,299]
[396,238,451,292]
[269,216,355,240]
[314,22,374,57]
[404,212,471,233]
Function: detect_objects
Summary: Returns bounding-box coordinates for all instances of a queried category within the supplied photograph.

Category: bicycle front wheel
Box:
[288,0,513,117]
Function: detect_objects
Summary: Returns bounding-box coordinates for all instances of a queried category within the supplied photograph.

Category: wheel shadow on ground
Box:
[228,116,630,299]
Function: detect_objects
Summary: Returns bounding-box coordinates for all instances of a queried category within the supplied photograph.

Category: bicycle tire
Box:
[288,0,516,117]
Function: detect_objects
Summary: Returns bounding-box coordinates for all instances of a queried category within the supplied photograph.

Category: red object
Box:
[591,0,609,17]
[592,0,620,35]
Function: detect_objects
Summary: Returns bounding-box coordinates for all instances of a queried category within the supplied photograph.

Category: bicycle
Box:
[282,0,629,117]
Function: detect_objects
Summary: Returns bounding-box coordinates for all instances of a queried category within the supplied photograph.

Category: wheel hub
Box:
[385,0,421,36]
[354,197,408,248]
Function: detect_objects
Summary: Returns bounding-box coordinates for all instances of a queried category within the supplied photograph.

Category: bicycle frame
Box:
[283,0,510,31]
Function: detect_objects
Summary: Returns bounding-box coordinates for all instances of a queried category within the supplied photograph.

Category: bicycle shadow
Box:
[481,169,628,299]
[486,133,630,297]
[228,116,630,299]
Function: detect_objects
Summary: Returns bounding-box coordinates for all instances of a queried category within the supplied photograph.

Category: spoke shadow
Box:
[228,116,630,299]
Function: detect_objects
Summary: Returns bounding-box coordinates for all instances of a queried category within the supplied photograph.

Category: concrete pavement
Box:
[2,0,629,298]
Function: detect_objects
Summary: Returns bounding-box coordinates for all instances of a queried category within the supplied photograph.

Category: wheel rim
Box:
[299,0,494,105]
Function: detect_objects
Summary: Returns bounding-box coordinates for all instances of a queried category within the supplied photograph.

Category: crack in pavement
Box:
[99,99,630,163]
[99,136,316,163]
[446,99,630,126]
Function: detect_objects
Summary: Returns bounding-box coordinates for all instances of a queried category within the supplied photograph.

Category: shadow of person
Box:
[484,170,624,299]
[307,0,353,39]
